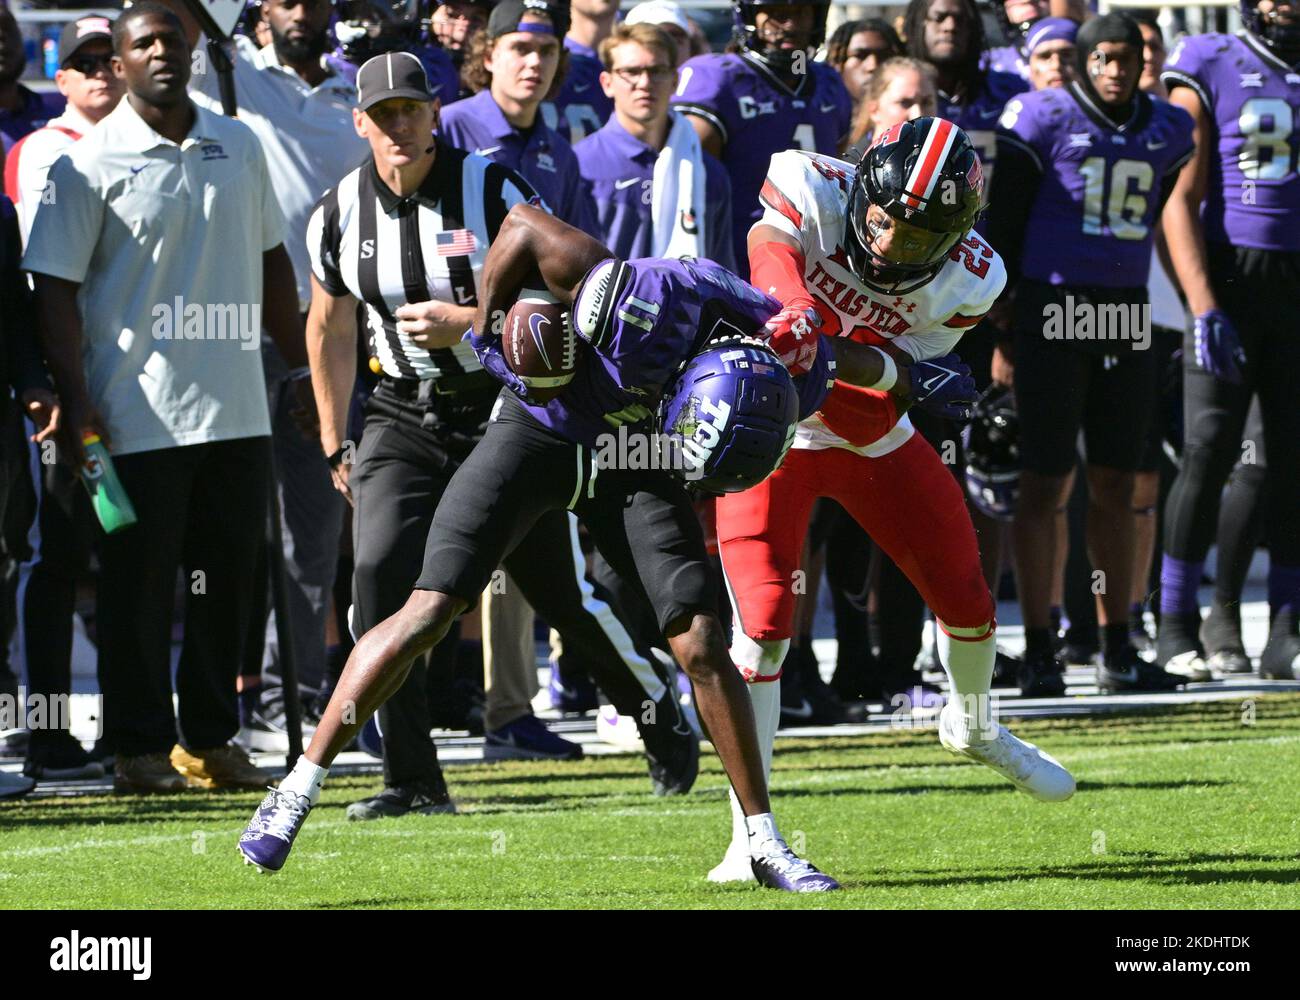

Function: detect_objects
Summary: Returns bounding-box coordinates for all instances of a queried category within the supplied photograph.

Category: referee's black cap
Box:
[357,51,436,112]
[58,15,113,66]
[487,0,569,40]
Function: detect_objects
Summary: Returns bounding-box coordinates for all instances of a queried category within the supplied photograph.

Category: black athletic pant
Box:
[353,382,655,788]
[99,437,271,757]
[1163,245,1300,569]
[15,448,96,756]
[1213,396,1266,612]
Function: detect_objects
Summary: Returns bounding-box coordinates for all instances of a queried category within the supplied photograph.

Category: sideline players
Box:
[670,0,851,275]
[1157,0,1300,680]
[709,118,1076,882]
[241,203,844,891]
[990,13,1195,694]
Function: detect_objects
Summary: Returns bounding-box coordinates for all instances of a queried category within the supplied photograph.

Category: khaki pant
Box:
[481,575,536,732]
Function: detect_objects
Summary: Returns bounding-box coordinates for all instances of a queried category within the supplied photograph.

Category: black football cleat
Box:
[1098,646,1185,693]
[1259,634,1300,681]
[345,775,456,821]
[639,691,699,796]
[1018,651,1067,698]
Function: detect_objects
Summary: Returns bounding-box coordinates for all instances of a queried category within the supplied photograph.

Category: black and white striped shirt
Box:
[306,142,540,380]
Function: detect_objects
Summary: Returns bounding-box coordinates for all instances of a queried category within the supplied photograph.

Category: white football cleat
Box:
[1163,649,1213,682]
[939,704,1075,802]
[707,845,756,884]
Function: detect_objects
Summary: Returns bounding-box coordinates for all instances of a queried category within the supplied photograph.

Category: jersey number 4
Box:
[1079,157,1155,241]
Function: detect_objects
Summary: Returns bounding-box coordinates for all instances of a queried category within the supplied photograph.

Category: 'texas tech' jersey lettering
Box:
[756,150,1006,455]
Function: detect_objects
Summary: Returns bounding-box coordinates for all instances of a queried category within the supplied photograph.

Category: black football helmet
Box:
[733,1,832,72]
[961,386,1019,521]
[846,117,984,295]
[335,0,426,63]
[1240,0,1300,53]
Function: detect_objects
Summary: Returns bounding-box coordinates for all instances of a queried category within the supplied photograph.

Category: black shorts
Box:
[415,393,717,634]
[1013,281,1160,476]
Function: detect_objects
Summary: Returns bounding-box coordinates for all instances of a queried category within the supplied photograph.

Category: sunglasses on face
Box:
[65,52,114,75]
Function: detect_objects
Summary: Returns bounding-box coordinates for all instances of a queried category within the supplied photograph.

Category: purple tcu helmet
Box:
[657,337,798,494]
[961,386,1019,520]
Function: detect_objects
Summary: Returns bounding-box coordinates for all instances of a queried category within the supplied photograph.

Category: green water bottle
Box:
[82,433,137,534]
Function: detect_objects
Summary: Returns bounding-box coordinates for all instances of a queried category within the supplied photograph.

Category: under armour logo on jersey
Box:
[1240,73,1264,88]
[360,239,375,259]
[1069,133,1092,147]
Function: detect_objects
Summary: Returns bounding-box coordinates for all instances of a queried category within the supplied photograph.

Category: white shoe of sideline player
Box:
[938,704,1075,802]
[707,844,756,884]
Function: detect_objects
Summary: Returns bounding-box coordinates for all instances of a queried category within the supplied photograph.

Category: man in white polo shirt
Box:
[169,0,369,738]
[23,2,308,795]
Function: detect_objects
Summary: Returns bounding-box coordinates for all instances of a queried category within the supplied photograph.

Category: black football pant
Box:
[352,383,657,788]
[1163,245,1300,569]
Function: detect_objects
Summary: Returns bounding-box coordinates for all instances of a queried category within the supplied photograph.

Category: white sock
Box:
[937,622,997,743]
[280,756,328,805]
[745,811,782,855]
[722,677,781,854]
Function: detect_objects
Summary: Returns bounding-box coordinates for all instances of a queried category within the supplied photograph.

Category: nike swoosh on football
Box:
[473,146,502,156]
[614,177,641,189]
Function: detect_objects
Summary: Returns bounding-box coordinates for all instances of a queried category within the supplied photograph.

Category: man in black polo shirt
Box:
[304,53,696,818]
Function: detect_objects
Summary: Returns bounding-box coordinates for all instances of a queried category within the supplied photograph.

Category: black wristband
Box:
[325,446,347,470]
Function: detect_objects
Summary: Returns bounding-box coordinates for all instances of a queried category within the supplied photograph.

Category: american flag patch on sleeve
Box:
[435,229,478,256]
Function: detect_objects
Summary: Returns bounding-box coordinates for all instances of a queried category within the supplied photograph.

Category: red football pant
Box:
[717,433,994,641]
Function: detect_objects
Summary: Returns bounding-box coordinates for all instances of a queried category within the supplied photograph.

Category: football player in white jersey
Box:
[709,117,1076,882]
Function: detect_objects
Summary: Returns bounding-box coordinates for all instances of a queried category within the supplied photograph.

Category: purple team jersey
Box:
[440,89,597,234]
[939,69,1030,204]
[997,83,1195,286]
[0,86,66,154]
[326,44,460,104]
[573,113,736,271]
[670,54,851,276]
[541,38,614,146]
[1162,32,1300,252]
[984,44,1030,81]
[519,256,779,446]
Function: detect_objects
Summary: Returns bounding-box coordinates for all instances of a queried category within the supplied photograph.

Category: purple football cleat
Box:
[239,787,312,873]
[750,839,841,892]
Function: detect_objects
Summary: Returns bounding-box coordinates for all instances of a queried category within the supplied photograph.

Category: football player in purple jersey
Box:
[328,0,461,98]
[903,0,1029,200]
[239,202,844,891]
[984,0,1050,81]
[1156,0,1300,681]
[541,0,617,144]
[1024,17,1078,91]
[670,1,852,276]
[990,12,1196,695]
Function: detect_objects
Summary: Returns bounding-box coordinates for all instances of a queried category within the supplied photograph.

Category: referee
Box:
[306,52,696,818]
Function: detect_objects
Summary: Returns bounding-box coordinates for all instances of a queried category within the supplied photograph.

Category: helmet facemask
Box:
[845,179,962,295]
[733,1,830,73]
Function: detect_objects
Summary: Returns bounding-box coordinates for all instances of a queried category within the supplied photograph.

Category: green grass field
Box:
[3,695,1297,909]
